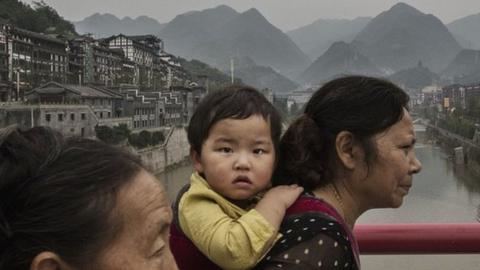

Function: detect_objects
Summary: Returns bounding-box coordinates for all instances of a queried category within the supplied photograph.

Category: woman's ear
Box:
[335,131,363,170]
[190,149,203,173]
[30,251,72,270]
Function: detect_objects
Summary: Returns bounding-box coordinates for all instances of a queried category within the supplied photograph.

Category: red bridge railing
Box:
[354,223,480,254]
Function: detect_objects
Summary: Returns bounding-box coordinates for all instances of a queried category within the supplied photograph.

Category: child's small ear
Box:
[190,149,204,173]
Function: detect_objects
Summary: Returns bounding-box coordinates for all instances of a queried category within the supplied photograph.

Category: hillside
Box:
[388,62,440,90]
[352,2,461,73]
[159,6,310,80]
[288,17,371,60]
[442,49,480,85]
[299,41,382,84]
[0,0,77,37]
[447,13,480,50]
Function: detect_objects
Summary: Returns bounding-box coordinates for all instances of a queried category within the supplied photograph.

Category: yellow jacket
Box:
[178,172,279,270]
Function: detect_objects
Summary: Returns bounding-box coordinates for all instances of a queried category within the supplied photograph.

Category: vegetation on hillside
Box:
[0,0,77,37]
[95,124,166,149]
[177,57,242,91]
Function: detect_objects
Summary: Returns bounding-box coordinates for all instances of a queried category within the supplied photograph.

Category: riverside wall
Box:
[132,126,190,174]
[427,124,480,175]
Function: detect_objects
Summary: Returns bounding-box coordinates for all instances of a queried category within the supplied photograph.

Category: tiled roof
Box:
[65,84,114,98]
[30,82,117,98]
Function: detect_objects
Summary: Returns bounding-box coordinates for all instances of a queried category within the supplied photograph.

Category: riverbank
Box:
[426,125,480,176]
[132,126,190,174]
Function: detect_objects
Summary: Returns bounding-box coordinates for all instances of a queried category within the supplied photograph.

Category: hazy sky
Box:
[24,0,480,31]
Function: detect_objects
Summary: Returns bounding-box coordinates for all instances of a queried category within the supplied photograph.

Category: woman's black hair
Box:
[0,125,143,269]
[188,85,282,157]
[275,76,409,190]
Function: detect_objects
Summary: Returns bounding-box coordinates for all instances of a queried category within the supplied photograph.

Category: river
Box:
[158,142,480,269]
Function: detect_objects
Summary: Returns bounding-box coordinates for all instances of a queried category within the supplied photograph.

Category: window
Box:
[58,114,63,121]
[70,113,75,121]
[81,113,86,120]
[81,128,85,137]
[45,113,51,122]
[100,112,103,118]
[108,112,111,118]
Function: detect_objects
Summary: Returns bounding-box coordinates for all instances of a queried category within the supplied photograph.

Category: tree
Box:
[151,131,165,145]
[0,0,77,37]
[95,125,114,144]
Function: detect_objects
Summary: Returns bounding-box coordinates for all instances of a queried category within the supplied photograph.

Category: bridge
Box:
[355,223,480,254]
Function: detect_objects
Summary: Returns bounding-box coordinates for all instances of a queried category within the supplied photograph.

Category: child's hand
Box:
[262,184,304,209]
[255,184,303,229]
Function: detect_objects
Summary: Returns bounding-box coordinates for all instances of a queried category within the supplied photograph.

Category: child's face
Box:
[193,114,275,202]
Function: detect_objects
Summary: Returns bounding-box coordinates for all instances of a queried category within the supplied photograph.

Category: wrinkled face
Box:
[361,108,422,208]
[193,115,276,202]
[96,170,178,270]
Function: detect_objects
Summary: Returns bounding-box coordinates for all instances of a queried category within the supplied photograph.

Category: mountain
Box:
[160,5,237,58]
[287,17,371,60]
[442,49,480,84]
[231,57,298,93]
[159,6,310,81]
[177,57,241,92]
[74,13,165,37]
[352,2,461,73]
[298,41,382,84]
[447,13,480,50]
[388,62,440,90]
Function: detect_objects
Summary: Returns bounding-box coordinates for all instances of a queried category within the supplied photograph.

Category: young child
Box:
[170,86,303,270]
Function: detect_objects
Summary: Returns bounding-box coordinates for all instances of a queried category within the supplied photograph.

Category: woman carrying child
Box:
[256,76,423,270]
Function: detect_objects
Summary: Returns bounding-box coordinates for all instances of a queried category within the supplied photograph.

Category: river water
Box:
[158,141,480,269]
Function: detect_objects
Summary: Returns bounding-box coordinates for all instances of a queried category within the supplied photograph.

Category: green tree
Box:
[95,125,114,143]
[0,0,77,37]
[151,131,165,145]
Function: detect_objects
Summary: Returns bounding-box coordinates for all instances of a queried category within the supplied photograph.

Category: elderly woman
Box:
[257,76,422,270]
[0,126,178,270]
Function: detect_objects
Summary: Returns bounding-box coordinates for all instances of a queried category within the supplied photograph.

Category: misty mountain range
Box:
[74,2,480,92]
[74,13,165,37]
[287,17,371,61]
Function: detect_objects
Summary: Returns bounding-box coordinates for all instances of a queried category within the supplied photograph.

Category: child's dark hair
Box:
[188,85,282,156]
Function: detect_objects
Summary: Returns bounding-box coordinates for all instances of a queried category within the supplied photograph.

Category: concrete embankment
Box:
[426,124,480,176]
[130,126,190,174]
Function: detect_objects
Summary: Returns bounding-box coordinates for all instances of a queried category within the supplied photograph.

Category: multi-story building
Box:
[0,24,10,101]
[287,87,316,113]
[441,84,480,112]
[160,52,188,88]
[0,103,98,138]
[120,87,158,129]
[10,26,68,99]
[170,85,207,123]
[68,35,127,87]
[0,23,69,100]
[25,81,122,119]
[104,34,166,89]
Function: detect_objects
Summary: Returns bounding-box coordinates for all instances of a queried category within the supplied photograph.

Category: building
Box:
[420,85,443,107]
[287,87,316,113]
[5,24,69,100]
[68,35,126,86]
[0,103,98,138]
[25,81,122,119]
[441,83,480,112]
[104,34,166,89]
